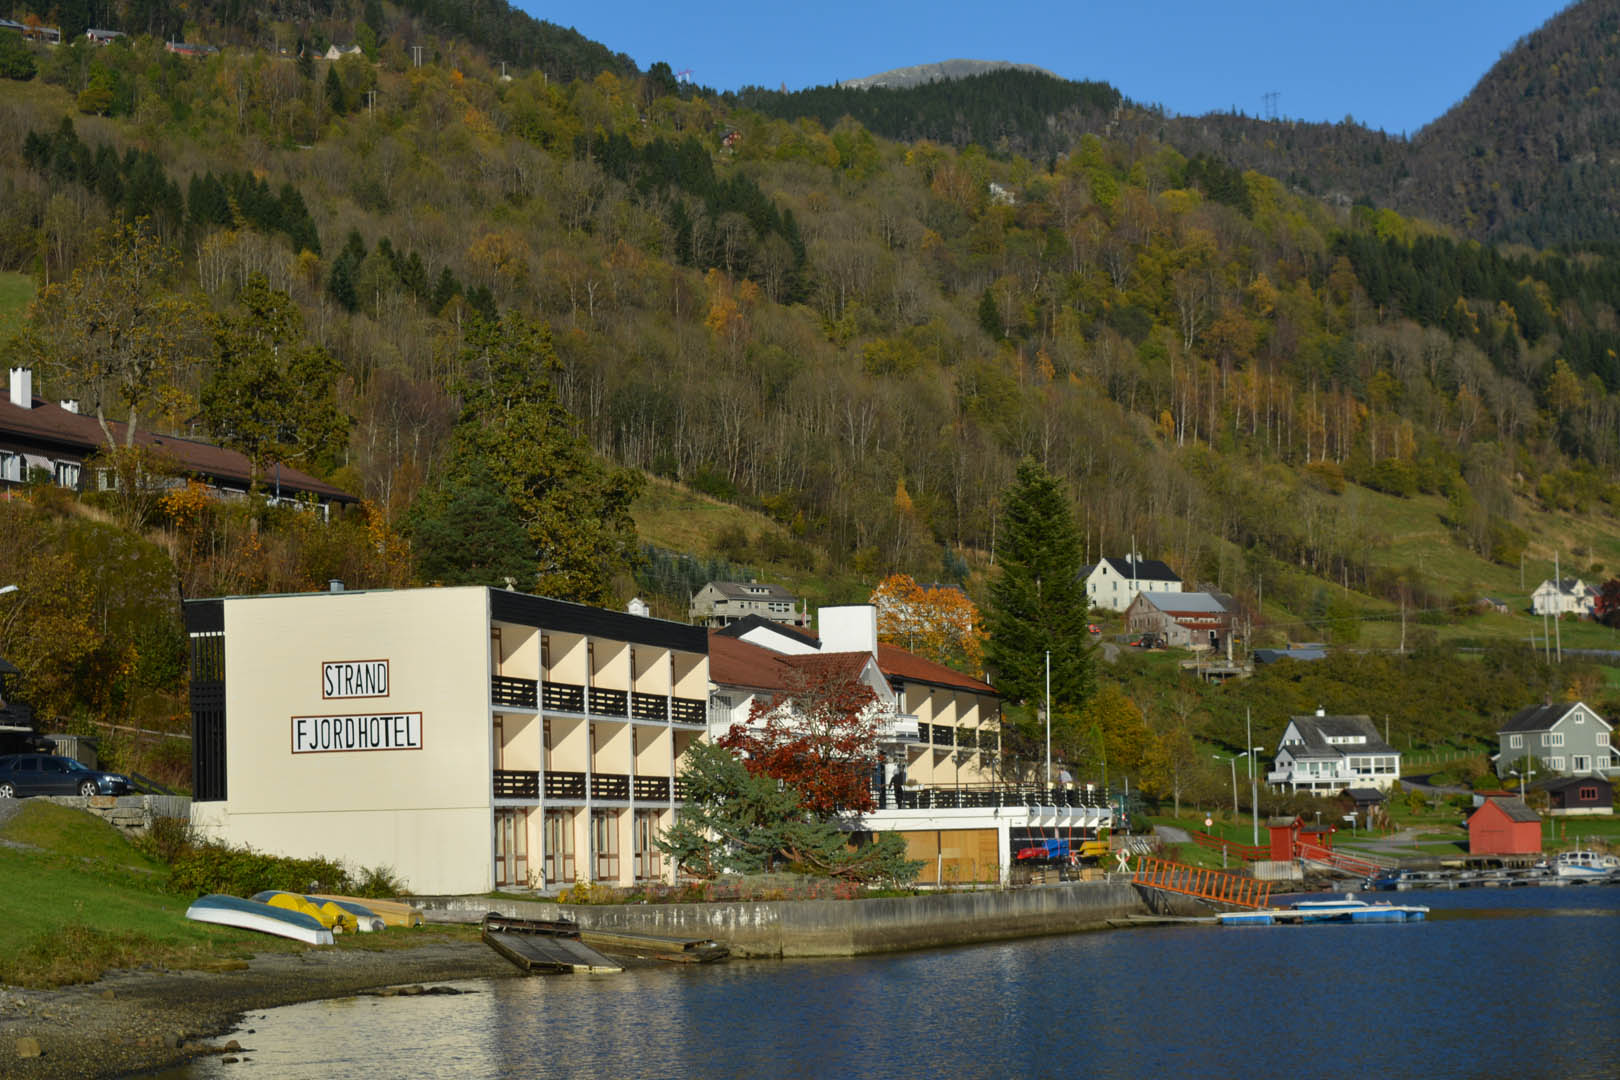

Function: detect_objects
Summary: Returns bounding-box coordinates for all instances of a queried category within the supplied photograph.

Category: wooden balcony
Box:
[495,769,683,803]
[542,682,585,713]
[491,675,538,710]
[670,696,705,725]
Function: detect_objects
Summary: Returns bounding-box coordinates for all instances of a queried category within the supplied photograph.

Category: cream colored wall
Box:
[198,587,493,895]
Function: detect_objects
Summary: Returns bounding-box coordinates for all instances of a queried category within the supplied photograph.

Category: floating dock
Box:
[1366,869,1620,891]
[480,913,623,974]
[1216,900,1428,926]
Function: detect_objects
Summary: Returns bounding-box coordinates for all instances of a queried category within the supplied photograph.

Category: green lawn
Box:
[0,802,465,987]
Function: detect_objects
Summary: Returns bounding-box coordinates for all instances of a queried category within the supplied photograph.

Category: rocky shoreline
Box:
[0,941,516,1079]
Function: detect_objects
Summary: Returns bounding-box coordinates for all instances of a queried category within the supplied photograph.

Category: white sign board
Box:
[293,713,422,754]
[322,659,389,699]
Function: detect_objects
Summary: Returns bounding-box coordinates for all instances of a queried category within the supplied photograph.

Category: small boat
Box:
[310,893,424,928]
[185,893,335,945]
[1553,850,1620,879]
[251,891,377,933]
[1216,910,1276,926]
[1291,897,1369,923]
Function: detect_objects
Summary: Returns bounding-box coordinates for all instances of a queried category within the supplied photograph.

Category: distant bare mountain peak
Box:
[842,59,1059,90]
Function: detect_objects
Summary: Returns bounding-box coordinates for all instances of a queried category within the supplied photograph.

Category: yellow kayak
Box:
[310,893,424,928]
[252,891,359,934]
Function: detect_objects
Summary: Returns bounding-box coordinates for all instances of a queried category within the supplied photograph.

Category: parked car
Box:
[0,753,134,798]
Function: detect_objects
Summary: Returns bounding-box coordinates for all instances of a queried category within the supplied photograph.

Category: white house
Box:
[1080,556,1182,613]
[1266,710,1401,794]
[1530,578,1595,617]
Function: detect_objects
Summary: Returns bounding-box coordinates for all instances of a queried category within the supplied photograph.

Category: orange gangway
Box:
[1295,842,1393,878]
[1131,855,1273,909]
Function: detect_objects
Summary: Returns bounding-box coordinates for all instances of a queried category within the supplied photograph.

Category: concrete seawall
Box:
[418,880,1180,957]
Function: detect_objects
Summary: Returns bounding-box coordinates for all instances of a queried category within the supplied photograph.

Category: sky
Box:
[521,0,1576,135]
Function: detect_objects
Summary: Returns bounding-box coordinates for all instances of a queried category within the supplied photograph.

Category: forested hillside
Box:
[4,2,1620,758]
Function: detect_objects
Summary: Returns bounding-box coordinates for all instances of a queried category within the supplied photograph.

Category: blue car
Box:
[0,753,134,798]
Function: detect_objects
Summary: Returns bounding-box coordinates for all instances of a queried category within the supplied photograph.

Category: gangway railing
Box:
[1295,842,1395,877]
[1131,856,1272,909]
[1190,831,1269,862]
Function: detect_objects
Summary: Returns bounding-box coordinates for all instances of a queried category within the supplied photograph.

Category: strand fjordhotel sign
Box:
[292,659,423,753]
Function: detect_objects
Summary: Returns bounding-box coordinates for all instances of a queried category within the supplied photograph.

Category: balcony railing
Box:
[633,775,671,800]
[544,770,587,799]
[591,772,630,800]
[499,770,685,803]
[589,687,629,717]
[870,783,1112,812]
[671,696,706,724]
[543,682,585,713]
[493,769,539,798]
[491,675,538,710]
[631,693,667,721]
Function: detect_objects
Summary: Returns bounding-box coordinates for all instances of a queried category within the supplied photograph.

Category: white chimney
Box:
[1315,706,1325,717]
[8,368,31,409]
[818,604,878,659]
[59,399,79,414]
[627,597,649,617]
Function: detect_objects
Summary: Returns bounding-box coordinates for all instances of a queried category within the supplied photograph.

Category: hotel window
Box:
[540,636,551,679]
[543,809,575,885]
[592,809,619,882]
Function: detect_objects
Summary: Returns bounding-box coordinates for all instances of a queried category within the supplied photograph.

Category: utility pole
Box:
[1044,650,1051,790]
[1554,550,1563,663]
[1247,707,1259,847]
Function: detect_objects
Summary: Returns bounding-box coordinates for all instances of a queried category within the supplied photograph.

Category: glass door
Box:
[544,809,575,885]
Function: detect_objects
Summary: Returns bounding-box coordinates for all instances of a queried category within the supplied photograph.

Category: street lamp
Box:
[1213,751,1248,820]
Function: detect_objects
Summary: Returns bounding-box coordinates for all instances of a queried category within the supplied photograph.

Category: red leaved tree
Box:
[718,656,885,817]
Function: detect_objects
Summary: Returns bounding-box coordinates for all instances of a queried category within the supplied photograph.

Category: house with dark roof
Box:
[689,580,808,629]
[1123,591,1232,651]
[1530,578,1595,617]
[1080,555,1181,612]
[1496,702,1613,781]
[1466,796,1542,856]
[1266,709,1401,794]
[1534,775,1613,816]
[3,368,355,513]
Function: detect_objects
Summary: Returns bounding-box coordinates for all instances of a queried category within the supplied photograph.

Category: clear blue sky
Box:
[521,0,1575,135]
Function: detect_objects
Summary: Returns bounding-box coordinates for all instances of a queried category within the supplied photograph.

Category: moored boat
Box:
[1552,850,1620,879]
[185,893,335,945]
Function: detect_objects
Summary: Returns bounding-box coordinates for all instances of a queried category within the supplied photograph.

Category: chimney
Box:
[627,597,649,617]
[59,399,78,414]
[8,368,31,409]
[818,604,878,660]
[1315,706,1325,717]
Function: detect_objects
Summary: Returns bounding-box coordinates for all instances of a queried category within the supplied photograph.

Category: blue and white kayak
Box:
[186,893,335,945]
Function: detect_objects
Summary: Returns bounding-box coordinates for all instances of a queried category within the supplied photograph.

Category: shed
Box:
[1266,815,1335,861]
[1537,776,1613,817]
[1467,796,1541,856]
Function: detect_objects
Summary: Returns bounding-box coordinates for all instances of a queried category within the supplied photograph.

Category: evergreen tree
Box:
[408,459,534,586]
[985,459,1095,707]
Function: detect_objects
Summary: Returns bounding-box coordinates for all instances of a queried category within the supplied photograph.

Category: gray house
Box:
[689,581,808,629]
[1496,702,1614,780]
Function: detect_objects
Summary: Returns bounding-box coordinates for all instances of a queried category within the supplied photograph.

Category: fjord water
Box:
[162,886,1620,1080]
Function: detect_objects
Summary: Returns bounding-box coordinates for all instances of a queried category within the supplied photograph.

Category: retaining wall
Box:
[418,880,1187,957]
[31,794,190,836]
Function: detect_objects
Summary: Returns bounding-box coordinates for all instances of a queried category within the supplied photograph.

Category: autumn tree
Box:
[201,273,351,487]
[657,742,917,883]
[414,313,641,605]
[870,573,987,672]
[985,459,1095,707]
[719,656,887,817]
[23,220,205,449]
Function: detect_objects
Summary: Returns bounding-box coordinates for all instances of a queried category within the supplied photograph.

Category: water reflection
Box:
[156,886,1620,1080]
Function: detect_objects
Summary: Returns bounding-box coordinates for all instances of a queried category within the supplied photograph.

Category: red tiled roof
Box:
[876,643,997,696]
[1,391,356,502]
[707,633,870,693]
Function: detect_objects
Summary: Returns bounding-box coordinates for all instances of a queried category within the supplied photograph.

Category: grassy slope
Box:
[0,271,33,346]
[0,802,464,988]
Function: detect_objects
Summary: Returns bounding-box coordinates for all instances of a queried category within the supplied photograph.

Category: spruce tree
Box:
[985,458,1095,707]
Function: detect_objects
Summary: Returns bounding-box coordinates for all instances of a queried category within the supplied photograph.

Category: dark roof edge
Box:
[182,598,223,634]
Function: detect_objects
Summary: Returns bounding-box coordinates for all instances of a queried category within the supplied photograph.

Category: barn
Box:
[1466,796,1542,856]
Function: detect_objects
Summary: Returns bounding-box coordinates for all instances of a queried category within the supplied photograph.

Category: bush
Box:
[162,838,401,898]
[0,30,35,80]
